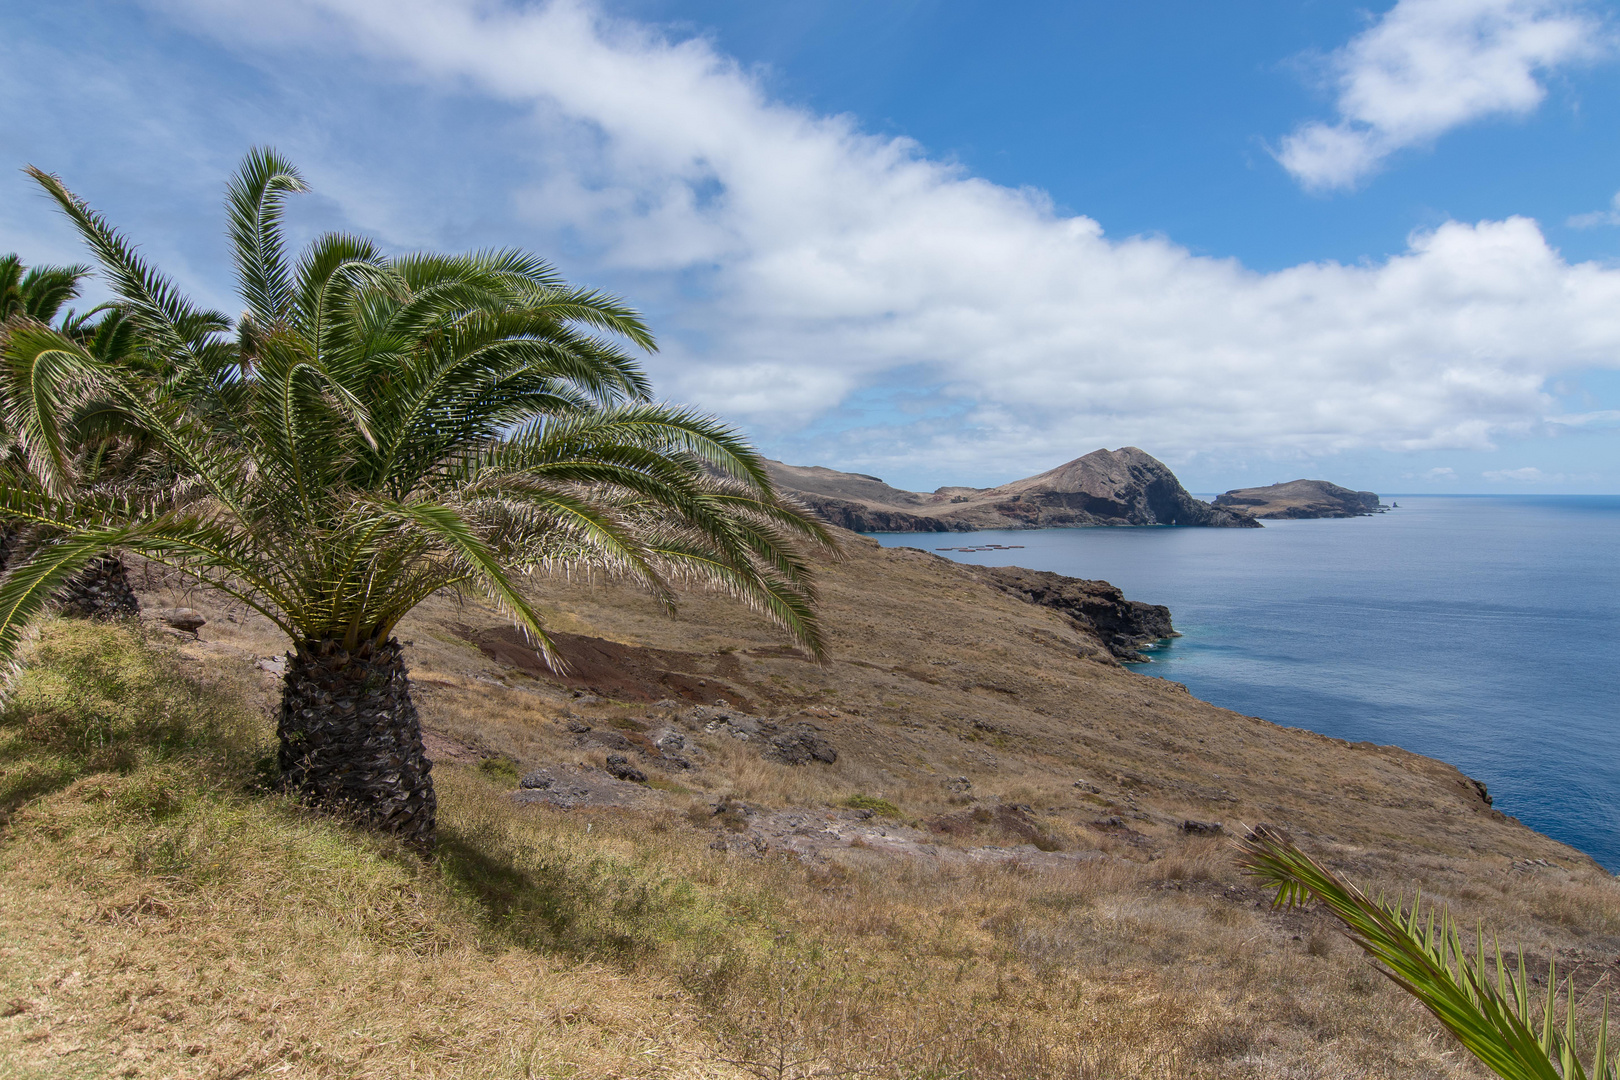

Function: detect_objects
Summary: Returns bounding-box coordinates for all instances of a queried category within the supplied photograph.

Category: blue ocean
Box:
[874,496,1620,870]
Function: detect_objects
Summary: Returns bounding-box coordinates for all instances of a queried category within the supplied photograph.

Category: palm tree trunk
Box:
[277,637,436,848]
[55,554,141,619]
[0,536,141,619]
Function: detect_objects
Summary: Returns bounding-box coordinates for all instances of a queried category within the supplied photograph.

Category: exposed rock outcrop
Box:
[968,565,1177,662]
[768,447,1259,533]
[792,495,950,533]
[1214,479,1382,519]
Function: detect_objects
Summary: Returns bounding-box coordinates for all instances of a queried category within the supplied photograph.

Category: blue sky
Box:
[3,0,1619,493]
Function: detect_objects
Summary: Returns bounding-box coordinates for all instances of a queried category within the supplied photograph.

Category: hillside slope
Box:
[7,539,1617,1078]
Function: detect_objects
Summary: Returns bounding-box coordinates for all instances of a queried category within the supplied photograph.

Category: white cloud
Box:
[125,0,1620,483]
[1278,0,1605,190]
[1568,192,1620,228]
[1545,409,1620,427]
[1425,466,1458,477]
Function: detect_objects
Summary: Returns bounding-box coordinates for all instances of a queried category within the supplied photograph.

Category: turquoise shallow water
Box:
[874,496,1620,869]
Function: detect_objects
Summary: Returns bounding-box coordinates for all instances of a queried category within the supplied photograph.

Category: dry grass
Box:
[0,623,1494,1079]
[8,533,1620,1077]
[0,622,725,1079]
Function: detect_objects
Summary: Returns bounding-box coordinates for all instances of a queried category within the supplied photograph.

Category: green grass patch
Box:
[843,794,900,817]
[0,620,267,823]
[476,755,521,784]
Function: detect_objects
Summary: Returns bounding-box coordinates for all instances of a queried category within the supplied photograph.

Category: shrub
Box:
[843,793,900,816]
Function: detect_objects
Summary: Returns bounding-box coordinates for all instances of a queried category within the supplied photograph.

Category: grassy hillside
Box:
[5,536,1619,1077]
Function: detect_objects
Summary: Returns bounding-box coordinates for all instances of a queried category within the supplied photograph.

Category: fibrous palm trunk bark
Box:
[277,637,436,848]
[54,554,141,619]
[0,531,140,617]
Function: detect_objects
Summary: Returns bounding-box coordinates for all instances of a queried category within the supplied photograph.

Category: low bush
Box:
[843,793,901,816]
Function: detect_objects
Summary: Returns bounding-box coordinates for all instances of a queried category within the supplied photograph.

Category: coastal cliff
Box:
[968,565,1177,661]
[1214,478,1382,519]
[769,447,1259,532]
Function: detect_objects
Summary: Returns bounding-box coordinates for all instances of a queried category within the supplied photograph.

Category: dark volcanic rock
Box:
[692,706,838,766]
[764,727,839,766]
[1214,479,1381,519]
[970,565,1176,661]
[793,495,950,533]
[604,754,648,783]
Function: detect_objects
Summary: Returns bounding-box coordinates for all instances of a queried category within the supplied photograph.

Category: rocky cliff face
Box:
[1213,479,1382,519]
[969,565,1177,661]
[789,495,951,533]
[768,447,1259,533]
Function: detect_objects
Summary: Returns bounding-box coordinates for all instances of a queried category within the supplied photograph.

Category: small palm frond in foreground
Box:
[1238,828,1616,1080]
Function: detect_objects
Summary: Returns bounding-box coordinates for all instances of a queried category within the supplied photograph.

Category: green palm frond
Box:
[0,321,102,493]
[1239,830,1618,1080]
[226,146,309,327]
[0,255,92,324]
[25,168,232,379]
[1,148,834,680]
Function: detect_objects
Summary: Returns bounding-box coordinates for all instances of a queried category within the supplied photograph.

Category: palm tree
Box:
[1240,828,1618,1079]
[0,149,834,848]
[0,255,143,618]
[1,252,96,573]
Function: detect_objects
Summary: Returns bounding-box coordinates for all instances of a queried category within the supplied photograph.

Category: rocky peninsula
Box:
[768,446,1258,532]
[1214,478,1383,519]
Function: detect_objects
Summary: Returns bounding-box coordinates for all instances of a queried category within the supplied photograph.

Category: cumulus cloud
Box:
[127,0,1620,483]
[1278,0,1605,191]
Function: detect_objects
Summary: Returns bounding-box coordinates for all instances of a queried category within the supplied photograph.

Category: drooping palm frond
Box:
[1238,829,1618,1080]
[0,322,103,493]
[24,168,235,392]
[0,254,93,324]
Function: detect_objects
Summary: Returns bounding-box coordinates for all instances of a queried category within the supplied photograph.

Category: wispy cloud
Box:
[1568,192,1620,228]
[1545,409,1620,427]
[1483,465,1561,481]
[1277,0,1606,191]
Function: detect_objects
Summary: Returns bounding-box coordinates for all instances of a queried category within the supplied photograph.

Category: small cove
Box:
[875,496,1620,869]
